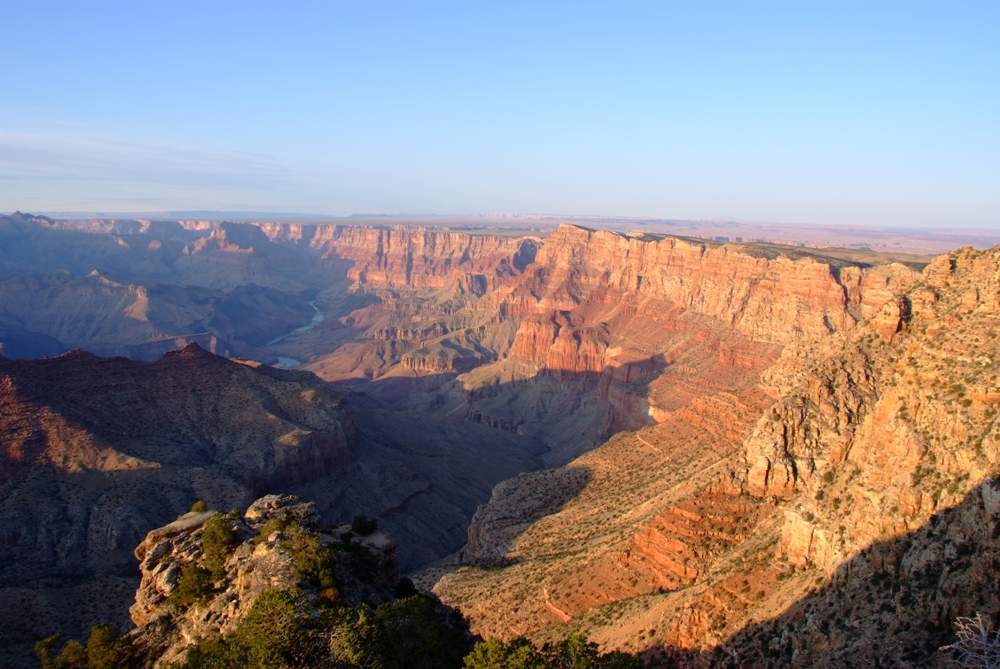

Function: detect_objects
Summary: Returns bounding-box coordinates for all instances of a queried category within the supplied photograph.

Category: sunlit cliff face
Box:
[430,245,1000,668]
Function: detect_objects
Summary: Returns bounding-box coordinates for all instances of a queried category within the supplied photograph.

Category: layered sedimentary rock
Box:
[429,244,1000,667]
[259,223,540,290]
[0,214,920,460]
[512,225,913,344]
[289,224,918,465]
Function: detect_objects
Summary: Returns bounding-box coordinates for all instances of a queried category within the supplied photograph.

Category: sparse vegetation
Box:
[254,513,294,543]
[941,613,1000,668]
[463,634,642,669]
[281,523,339,592]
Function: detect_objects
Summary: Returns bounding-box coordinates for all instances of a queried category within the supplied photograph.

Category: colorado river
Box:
[267,301,324,369]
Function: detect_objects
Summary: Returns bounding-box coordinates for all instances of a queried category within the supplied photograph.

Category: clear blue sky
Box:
[1,1,997,228]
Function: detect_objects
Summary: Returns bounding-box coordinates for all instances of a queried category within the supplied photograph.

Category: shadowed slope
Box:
[0,343,547,666]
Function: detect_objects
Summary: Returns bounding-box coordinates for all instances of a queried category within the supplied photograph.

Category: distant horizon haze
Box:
[7,209,997,256]
[1,2,997,229]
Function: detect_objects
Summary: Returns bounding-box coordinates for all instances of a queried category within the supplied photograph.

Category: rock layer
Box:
[294,224,917,465]
[429,243,1000,667]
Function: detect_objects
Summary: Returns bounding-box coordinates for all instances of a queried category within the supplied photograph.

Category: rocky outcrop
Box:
[741,245,1000,574]
[127,495,398,667]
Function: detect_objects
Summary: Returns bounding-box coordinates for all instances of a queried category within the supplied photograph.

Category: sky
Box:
[0,1,997,228]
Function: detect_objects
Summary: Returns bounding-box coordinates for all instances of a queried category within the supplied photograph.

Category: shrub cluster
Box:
[179,587,643,669]
[463,634,642,669]
[170,512,242,609]
[182,589,471,669]
[35,624,133,669]
[201,512,240,581]
[351,514,379,536]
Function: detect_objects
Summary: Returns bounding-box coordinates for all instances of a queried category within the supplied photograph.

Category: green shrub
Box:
[464,634,642,669]
[374,595,470,669]
[36,625,133,669]
[172,565,214,608]
[53,640,86,669]
[395,577,419,599]
[36,634,87,669]
[190,500,208,514]
[282,524,339,592]
[85,624,133,669]
[182,589,472,669]
[201,514,239,581]
[254,515,294,544]
[35,633,61,669]
[351,514,379,536]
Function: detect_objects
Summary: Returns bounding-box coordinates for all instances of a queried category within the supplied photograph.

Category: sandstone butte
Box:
[3,213,997,666]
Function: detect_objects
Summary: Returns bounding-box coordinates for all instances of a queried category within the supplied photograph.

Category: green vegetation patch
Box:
[201,513,240,581]
[181,589,472,669]
[35,624,134,669]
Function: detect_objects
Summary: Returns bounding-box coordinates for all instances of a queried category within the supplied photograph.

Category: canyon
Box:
[430,244,1000,667]
[0,343,542,666]
[2,210,998,666]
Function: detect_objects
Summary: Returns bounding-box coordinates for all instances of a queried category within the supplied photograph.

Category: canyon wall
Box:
[286,223,918,464]
[3,213,958,665]
[0,343,358,579]
[259,222,539,292]
[429,243,1000,667]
